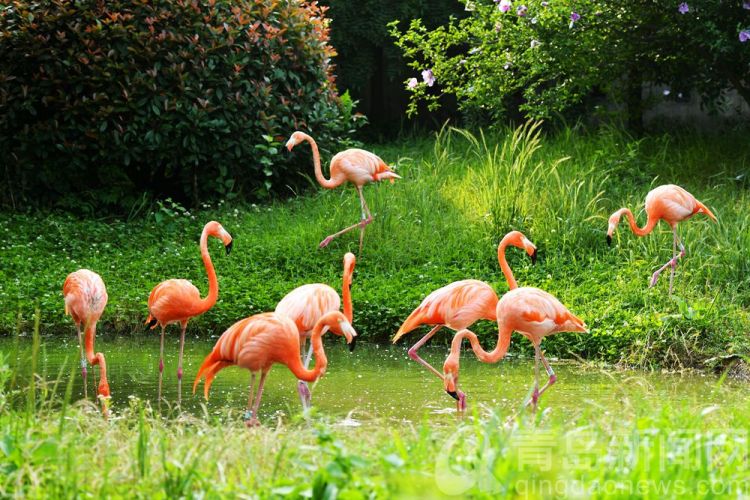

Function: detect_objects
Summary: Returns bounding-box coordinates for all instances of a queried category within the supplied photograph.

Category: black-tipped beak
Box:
[225,241,233,255]
[147,319,157,329]
[348,336,357,352]
[446,390,459,401]
[606,235,612,247]
[530,248,537,265]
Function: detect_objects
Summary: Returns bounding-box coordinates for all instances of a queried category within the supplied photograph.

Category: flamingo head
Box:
[343,252,356,280]
[320,311,358,352]
[607,211,623,246]
[285,131,306,152]
[205,221,234,254]
[501,230,538,264]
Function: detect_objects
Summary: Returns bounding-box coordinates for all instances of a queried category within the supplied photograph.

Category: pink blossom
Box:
[678,2,689,14]
[422,69,435,87]
[740,30,750,43]
[407,78,418,89]
[516,5,528,16]
[498,0,512,13]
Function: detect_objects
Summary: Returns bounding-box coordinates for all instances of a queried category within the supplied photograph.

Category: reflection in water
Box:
[4,335,742,423]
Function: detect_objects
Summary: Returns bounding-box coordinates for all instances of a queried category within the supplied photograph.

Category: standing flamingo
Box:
[193,311,356,426]
[63,269,110,416]
[275,252,356,409]
[285,131,400,253]
[392,231,537,410]
[607,184,717,293]
[145,221,233,405]
[442,287,588,413]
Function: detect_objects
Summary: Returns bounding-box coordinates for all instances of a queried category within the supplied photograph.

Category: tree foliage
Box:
[391,0,750,126]
[0,0,361,212]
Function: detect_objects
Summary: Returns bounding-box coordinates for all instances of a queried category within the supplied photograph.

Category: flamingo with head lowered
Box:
[285,131,400,254]
[275,252,356,409]
[193,311,356,427]
[145,221,233,405]
[607,184,717,294]
[63,269,110,416]
[392,231,537,410]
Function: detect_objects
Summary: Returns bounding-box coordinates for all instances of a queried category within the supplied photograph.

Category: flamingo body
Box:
[276,284,341,334]
[63,269,110,414]
[607,184,717,292]
[193,311,356,426]
[495,287,588,342]
[146,279,204,326]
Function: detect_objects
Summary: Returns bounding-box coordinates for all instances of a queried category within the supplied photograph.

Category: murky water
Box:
[3,334,745,422]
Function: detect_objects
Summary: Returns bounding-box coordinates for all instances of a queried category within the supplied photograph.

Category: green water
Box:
[4,334,745,422]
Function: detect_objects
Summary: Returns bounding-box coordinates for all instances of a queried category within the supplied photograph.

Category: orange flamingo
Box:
[607,184,717,293]
[443,287,588,413]
[193,311,356,426]
[285,131,400,253]
[392,231,537,409]
[275,252,356,409]
[146,221,233,404]
[63,269,110,416]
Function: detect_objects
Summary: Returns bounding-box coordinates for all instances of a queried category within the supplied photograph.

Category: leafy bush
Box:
[0,0,361,212]
[391,0,750,126]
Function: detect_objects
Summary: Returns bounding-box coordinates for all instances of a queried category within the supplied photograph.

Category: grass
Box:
[1,123,749,369]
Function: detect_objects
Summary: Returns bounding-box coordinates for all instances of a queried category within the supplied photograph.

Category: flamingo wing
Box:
[275,284,340,334]
[147,279,201,324]
[499,287,587,337]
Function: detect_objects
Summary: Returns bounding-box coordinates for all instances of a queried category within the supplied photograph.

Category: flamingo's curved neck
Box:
[301,133,340,189]
[617,208,658,237]
[450,328,512,364]
[289,324,329,382]
[342,268,353,323]
[83,320,109,396]
[197,227,218,314]
[497,238,518,290]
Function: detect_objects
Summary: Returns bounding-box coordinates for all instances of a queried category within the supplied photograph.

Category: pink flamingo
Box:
[145,221,233,404]
[607,184,717,293]
[443,287,588,412]
[275,252,356,409]
[285,131,400,253]
[392,231,537,410]
[193,311,356,427]
[63,269,110,416]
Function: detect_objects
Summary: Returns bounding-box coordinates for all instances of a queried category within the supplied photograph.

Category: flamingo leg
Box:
[158,325,165,405]
[245,370,269,427]
[318,187,373,249]
[76,325,88,399]
[536,349,557,399]
[356,186,372,256]
[177,321,187,406]
[407,325,446,380]
[526,343,541,412]
[650,226,686,290]
[297,337,313,410]
[244,372,257,421]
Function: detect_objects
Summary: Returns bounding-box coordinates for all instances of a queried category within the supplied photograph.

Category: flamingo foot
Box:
[319,235,335,248]
[297,380,312,410]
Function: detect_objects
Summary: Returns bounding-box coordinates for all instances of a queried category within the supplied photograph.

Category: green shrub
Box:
[0,0,361,213]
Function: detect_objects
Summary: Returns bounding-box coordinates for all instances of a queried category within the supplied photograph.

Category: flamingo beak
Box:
[530,248,537,265]
[446,390,459,401]
[225,241,233,255]
[606,235,612,246]
[340,321,357,352]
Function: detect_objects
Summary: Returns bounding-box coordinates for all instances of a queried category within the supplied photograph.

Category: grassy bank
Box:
[1,124,749,368]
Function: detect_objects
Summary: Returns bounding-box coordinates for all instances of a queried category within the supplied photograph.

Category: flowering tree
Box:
[391,0,750,127]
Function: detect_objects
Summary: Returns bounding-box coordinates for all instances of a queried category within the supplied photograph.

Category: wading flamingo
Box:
[146,221,233,405]
[193,311,356,427]
[443,287,588,413]
[607,184,717,294]
[392,231,537,410]
[275,252,356,409]
[285,131,400,254]
[63,269,110,416]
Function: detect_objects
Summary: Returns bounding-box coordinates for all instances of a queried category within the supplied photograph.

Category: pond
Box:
[3,334,744,423]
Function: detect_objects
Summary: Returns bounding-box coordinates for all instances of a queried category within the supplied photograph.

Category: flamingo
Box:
[285,131,400,254]
[275,252,356,409]
[193,311,356,427]
[145,220,233,405]
[442,287,588,413]
[63,269,110,416]
[392,231,537,410]
[607,184,717,294]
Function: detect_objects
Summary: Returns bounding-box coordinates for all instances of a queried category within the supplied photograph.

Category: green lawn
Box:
[1,123,749,368]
